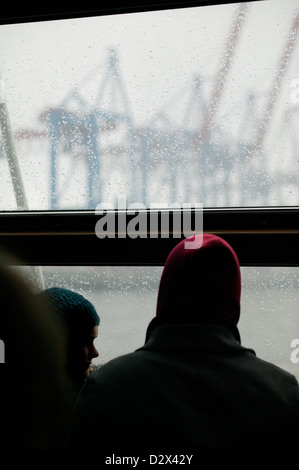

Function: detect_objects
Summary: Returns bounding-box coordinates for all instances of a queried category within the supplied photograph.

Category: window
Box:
[1,0,299,382]
[0,0,298,210]
[14,264,299,381]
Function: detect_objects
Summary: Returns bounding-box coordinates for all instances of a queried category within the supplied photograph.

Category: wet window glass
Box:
[1,0,299,210]
[14,265,299,381]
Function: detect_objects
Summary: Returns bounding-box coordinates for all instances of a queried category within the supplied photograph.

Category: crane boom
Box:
[198,3,249,145]
[254,11,299,152]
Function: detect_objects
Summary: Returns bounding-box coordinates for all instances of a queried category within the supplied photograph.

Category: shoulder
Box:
[245,353,299,402]
[87,350,146,387]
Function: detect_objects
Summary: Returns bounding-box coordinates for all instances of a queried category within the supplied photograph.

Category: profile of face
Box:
[69,325,99,383]
[82,325,99,377]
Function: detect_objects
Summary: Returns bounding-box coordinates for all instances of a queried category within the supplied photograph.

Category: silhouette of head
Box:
[156,233,241,325]
[40,287,100,386]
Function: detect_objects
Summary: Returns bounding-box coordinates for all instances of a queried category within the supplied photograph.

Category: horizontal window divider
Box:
[0,207,298,266]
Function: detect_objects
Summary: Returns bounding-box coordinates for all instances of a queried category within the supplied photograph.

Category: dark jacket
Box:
[65,321,299,449]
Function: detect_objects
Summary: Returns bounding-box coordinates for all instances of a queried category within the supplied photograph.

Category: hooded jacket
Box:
[146,233,241,341]
[65,234,299,450]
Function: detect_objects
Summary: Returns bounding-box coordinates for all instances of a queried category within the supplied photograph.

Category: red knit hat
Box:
[156,233,241,325]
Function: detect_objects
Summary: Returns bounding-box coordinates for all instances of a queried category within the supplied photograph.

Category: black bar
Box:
[0,1,262,25]
[0,207,298,266]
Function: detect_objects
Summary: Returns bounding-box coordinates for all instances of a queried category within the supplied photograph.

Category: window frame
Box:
[0,1,261,25]
[0,207,298,266]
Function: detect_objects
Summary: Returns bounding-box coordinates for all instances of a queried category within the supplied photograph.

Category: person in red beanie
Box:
[64,234,299,450]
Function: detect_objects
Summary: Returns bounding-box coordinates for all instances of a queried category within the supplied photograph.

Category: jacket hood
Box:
[155,233,241,326]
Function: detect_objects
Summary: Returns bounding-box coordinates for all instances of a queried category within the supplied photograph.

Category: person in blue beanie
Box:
[39,287,100,396]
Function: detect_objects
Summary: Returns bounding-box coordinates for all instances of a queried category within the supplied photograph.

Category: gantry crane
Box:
[43,48,134,208]
[10,6,299,209]
[236,10,299,205]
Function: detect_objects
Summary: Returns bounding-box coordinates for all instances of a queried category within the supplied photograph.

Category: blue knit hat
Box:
[40,287,100,334]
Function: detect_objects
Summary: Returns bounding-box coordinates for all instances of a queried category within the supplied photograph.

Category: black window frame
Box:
[0,1,261,25]
[0,207,298,266]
